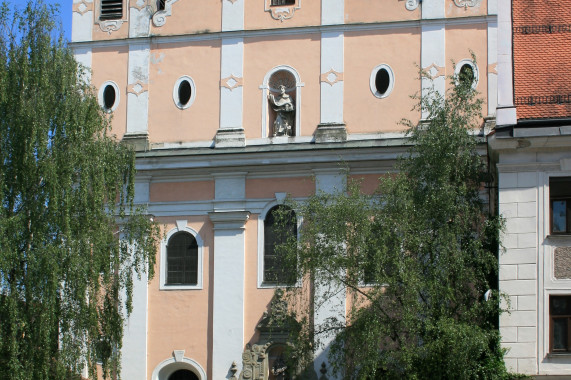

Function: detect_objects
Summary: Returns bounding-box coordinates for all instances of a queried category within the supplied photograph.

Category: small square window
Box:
[271,0,295,6]
[550,177,571,234]
[100,0,123,21]
[550,295,571,352]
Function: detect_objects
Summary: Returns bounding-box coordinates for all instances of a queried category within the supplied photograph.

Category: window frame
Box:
[258,200,301,288]
[369,64,395,99]
[98,80,120,113]
[99,0,124,21]
[173,76,196,110]
[550,177,571,235]
[454,59,479,90]
[550,295,571,353]
[160,224,204,291]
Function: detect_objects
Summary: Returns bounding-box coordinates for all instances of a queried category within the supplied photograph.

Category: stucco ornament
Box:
[97,19,123,33]
[405,0,419,11]
[238,342,272,380]
[264,0,301,22]
[453,0,479,8]
[152,0,178,27]
[268,85,295,137]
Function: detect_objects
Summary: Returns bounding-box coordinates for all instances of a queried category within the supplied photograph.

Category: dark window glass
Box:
[375,68,390,95]
[550,177,571,234]
[459,64,475,86]
[157,0,166,11]
[264,206,297,284]
[167,232,198,285]
[550,295,571,352]
[102,85,116,111]
[271,0,295,5]
[168,369,199,380]
[178,80,192,106]
[100,0,123,20]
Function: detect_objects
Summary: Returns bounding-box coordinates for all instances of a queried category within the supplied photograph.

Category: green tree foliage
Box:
[279,68,509,379]
[0,2,160,379]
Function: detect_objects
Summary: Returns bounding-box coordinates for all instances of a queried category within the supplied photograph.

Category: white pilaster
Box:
[126,42,150,135]
[321,0,344,25]
[211,173,248,380]
[220,38,244,130]
[73,47,92,85]
[421,23,446,119]
[121,176,151,380]
[72,0,93,42]
[496,0,517,126]
[129,4,151,38]
[320,32,344,125]
[222,0,244,31]
[313,169,347,380]
[421,0,445,19]
[209,211,249,380]
[488,20,498,116]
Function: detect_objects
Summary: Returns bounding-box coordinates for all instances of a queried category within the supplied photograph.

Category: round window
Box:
[98,81,120,113]
[173,76,196,110]
[455,59,478,89]
[370,64,395,99]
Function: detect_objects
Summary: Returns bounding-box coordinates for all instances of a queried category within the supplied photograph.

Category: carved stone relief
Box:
[264,0,301,22]
[239,342,272,380]
[453,0,480,9]
[405,0,419,11]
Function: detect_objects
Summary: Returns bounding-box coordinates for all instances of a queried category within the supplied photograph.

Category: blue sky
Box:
[44,0,72,40]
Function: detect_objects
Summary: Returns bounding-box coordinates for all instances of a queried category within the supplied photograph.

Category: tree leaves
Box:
[0,2,160,379]
[280,67,509,379]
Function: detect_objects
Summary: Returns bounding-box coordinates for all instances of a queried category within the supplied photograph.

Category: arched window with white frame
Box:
[259,205,298,286]
[160,222,204,290]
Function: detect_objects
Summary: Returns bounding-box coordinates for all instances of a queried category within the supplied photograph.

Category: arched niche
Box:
[260,66,304,138]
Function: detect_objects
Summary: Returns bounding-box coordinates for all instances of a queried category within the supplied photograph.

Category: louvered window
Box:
[271,0,295,5]
[100,0,123,20]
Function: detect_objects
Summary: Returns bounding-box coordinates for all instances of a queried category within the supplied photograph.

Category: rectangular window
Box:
[100,0,123,20]
[271,0,295,5]
[550,177,571,234]
[550,295,571,352]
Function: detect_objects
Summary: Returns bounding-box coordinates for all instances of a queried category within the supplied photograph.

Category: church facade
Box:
[70,0,570,378]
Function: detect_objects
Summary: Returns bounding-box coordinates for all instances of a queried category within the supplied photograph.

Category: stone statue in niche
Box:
[268,85,295,137]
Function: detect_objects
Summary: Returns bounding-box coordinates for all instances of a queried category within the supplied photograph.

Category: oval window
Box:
[370,64,394,99]
[455,60,478,89]
[103,85,116,111]
[173,76,196,110]
[178,80,192,107]
[459,64,475,86]
[375,68,390,96]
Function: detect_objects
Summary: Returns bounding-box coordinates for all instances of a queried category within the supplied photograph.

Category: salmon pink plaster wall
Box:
[345,0,419,24]
[445,24,488,115]
[148,41,221,143]
[349,174,383,195]
[147,218,213,380]
[246,177,315,199]
[244,0,320,30]
[149,181,215,203]
[91,46,129,140]
[150,1,221,36]
[243,36,321,139]
[344,28,420,134]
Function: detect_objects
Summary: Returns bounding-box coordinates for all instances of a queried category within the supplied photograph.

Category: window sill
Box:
[546,352,571,358]
[160,283,203,291]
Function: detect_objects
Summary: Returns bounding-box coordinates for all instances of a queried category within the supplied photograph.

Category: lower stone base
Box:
[215,128,246,148]
[314,123,347,143]
[122,132,150,152]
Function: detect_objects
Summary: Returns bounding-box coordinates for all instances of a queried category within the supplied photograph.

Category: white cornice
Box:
[70,15,496,48]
